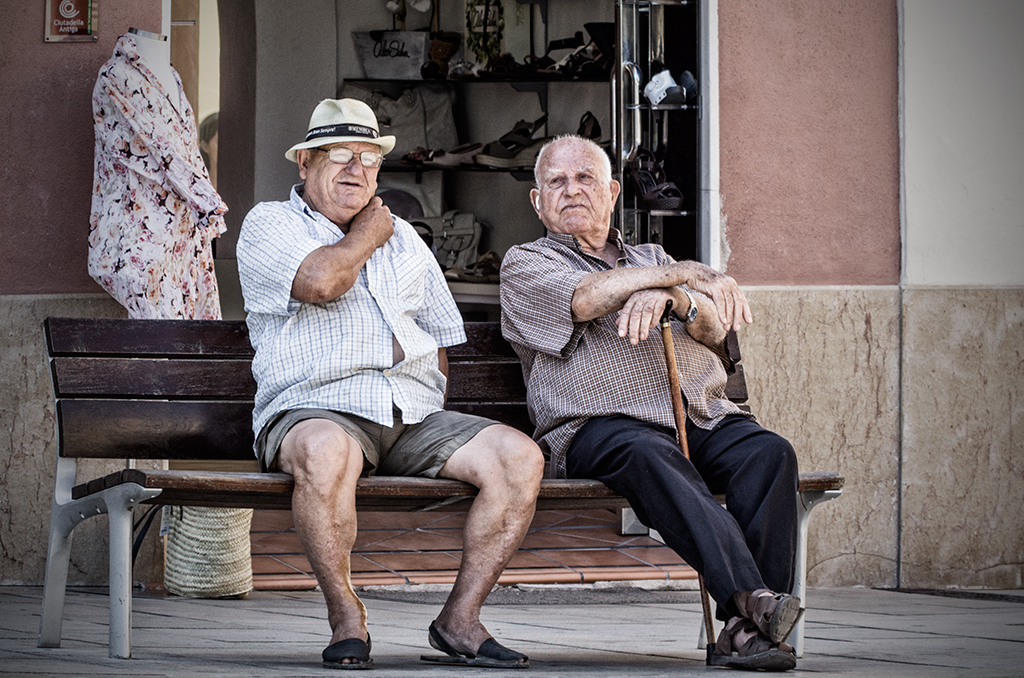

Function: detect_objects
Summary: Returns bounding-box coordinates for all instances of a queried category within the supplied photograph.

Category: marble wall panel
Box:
[0,295,164,585]
[742,287,901,587]
[900,287,1024,589]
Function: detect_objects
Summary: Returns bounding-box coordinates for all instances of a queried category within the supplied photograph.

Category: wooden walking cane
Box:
[659,301,717,663]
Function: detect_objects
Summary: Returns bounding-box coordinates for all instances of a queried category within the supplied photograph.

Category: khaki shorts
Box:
[255,407,495,476]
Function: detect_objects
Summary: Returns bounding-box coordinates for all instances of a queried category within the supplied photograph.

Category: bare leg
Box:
[276,419,368,652]
[431,424,544,653]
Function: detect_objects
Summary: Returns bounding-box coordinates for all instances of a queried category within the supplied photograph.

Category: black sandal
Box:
[475,114,548,167]
[420,622,529,669]
[322,634,373,670]
[627,147,683,210]
[576,111,602,141]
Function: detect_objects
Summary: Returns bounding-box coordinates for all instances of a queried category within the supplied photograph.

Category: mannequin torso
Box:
[128,28,181,110]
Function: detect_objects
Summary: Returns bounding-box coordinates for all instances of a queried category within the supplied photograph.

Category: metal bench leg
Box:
[106,484,161,659]
[38,467,161,658]
[38,505,75,648]
[107,489,137,659]
[39,457,82,649]
[792,488,842,657]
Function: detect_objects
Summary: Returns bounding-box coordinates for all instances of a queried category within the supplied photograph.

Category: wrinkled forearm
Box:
[290,231,379,303]
[572,261,709,321]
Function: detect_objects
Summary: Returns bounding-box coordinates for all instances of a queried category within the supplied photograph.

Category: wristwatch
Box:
[681,288,698,324]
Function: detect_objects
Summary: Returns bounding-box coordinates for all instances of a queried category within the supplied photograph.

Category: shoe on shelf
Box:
[400,146,435,165]
[443,250,502,283]
[476,137,548,169]
[475,114,548,168]
[427,142,483,167]
[531,31,585,73]
[627,147,683,210]
[446,58,477,79]
[576,111,601,141]
[643,61,698,105]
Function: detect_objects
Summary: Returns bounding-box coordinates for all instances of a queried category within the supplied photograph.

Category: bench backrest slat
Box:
[58,400,255,460]
[446,361,526,402]
[46,317,254,356]
[52,357,256,398]
[45,318,747,462]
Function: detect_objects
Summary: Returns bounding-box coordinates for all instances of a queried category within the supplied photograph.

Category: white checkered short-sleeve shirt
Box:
[237,185,466,446]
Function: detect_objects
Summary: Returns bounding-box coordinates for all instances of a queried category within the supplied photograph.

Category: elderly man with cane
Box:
[499,135,801,671]
[238,99,543,669]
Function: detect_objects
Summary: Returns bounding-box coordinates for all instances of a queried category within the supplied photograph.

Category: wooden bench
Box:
[39,317,843,659]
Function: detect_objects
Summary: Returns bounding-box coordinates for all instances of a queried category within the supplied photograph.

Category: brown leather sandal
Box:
[710,617,796,672]
[738,589,803,644]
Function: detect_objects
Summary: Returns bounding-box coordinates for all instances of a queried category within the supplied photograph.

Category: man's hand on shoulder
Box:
[348,196,394,250]
[291,198,394,304]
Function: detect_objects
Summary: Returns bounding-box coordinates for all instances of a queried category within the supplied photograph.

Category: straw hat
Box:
[285,98,396,162]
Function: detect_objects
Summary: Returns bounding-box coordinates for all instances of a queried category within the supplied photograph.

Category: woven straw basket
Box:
[163,506,254,598]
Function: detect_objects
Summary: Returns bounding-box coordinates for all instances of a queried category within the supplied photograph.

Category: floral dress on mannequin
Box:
[89,33,227,320]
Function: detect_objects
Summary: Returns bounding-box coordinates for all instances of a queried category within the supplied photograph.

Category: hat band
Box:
[305,123,379,142]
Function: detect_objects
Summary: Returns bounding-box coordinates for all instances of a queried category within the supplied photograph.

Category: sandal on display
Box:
[477,52,540,80]
[444,250,502,283]
[400,146,435,165]
[627,147,684,210]
[428,141,483,167]
[322,635,373,670]
[476,137,548,169]
[710,617,796,672]
[420,622,529,669]
[643,61,699,106]
[532,31,585,73]
[475,114,548,168]
[576,111,602,141]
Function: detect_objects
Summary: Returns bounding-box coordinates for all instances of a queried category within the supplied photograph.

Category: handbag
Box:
[338,82,458,159]
[409,210,482,269]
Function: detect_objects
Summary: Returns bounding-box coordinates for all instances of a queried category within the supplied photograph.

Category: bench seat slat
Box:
[72,470,843,513]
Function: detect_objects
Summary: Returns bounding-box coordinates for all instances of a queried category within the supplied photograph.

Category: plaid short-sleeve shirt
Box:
[500,230,751,478]
[237,185,466,447]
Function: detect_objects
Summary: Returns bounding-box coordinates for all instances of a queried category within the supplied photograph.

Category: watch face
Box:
[687,306,698,322]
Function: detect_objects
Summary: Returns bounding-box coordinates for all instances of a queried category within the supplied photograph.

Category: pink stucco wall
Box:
[719,0,900,285]
[0,1,159,295]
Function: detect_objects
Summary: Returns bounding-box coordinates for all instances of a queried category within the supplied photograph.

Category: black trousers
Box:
[565,414,799,620]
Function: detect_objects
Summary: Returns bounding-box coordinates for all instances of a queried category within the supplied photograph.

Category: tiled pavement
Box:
[3,586,1023,676]
[249,508,697,589]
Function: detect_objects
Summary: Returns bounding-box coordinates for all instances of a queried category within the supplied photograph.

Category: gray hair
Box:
[533,134,613,189]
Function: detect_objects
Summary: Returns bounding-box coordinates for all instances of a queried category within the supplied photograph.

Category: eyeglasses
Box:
[314,147,384,168]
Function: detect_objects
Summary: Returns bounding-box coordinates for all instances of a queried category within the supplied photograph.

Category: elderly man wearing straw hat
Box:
[237,99,543,670]
[499,135,802,672]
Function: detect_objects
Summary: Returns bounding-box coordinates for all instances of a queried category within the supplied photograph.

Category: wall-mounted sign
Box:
[45,0,97,42]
